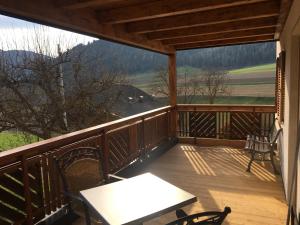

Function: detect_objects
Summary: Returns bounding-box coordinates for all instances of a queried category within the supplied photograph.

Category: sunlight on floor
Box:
[223,147,276,182]
[180,144,277,182]
[181,145,216,176]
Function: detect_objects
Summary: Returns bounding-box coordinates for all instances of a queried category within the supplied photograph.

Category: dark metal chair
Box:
[55,146,124,225]
[165,207,231,225]
[245,124,283,174]
[245,118,276,150]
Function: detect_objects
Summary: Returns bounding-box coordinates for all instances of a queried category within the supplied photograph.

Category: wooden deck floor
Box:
[140,144,287,225]
[74,144,287,225]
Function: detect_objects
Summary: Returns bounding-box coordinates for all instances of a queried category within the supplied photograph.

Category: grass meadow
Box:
[129,63,276,98]
[0,131,39,152]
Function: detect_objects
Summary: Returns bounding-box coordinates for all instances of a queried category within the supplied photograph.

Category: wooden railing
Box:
[0,106,174,225]
[0,104,276,224]
[177,104,276,140]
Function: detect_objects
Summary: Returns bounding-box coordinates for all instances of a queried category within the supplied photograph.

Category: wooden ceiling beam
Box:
[0,0,174,54]
[174,35,275,50]
[274,0,294,39]
[162,27,276,45]
[57,0,122,10]
[126,1,280,34]
[97,0,266,24]
[147,17,278,40]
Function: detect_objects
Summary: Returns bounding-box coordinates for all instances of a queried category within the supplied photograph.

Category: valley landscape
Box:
[130,63,275,104]
[0,41,276,151]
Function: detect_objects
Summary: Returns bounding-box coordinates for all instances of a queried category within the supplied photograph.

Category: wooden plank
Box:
[97,0,266,24]
[126,1,280,33]
[129,124,138,156]
[163,27,276,45]
[0,172,25,199]
[58,0,124,10]
[21,156,33,225]
[0,202,25,223]
[174,35,275,50]
[58,0,147,10]
[41,155,51,214]
[176,104,276,112]
[101,132,110,180]
[0,0,174,54]
[168,54,177,107]
[274,0,294,39]
[178,137,246,148]
[48,154,59,211]
[147,17,278,40]
[168,54,177,138]
[0,188,25,214]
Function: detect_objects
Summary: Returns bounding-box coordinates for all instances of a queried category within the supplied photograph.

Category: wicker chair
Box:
[165,207,231,225]
[55,146,124,225]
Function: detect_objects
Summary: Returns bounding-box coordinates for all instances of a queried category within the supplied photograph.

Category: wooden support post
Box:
[169,53,177,137]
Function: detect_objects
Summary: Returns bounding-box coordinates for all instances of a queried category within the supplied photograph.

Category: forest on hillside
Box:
[70,40,276,74]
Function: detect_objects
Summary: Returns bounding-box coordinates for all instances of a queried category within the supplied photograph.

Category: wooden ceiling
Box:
[0,0,293,54]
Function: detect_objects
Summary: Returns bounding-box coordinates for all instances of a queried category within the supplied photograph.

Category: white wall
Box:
[278,0,300,219]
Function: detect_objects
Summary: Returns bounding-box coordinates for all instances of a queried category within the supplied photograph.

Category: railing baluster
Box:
[42,154,51,215]
[101,131,110,180]
[21,156,33,225]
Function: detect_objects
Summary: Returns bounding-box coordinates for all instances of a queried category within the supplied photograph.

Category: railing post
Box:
[129,124,138,158]
[168,53,177,137]
[101,131,110,181]
[21,156,33,225]
[141,117,146,158]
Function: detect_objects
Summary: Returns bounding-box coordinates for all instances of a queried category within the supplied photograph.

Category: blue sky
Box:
[0,15,96,54]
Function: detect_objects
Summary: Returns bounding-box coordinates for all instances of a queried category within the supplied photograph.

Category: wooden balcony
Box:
[142,144,286,225]
[0,104,285,225]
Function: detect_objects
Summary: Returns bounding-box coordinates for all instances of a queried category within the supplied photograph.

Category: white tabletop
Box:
[80,173,197,225]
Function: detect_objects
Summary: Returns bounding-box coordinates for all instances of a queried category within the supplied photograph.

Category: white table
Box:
[80,173,197,225]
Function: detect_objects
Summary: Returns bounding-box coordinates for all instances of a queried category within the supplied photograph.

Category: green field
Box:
[0,132,39,152]
[229,63,275,75]
[129,63,276,99]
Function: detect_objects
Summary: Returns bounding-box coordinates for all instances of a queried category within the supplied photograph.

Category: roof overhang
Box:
[0,0,293,54]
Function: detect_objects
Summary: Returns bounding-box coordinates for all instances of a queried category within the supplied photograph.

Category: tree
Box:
[152,68,199,104]
[177,71,200,104]
[199,70,230,104]
[152,68,230,104]
[0,28,126,139]
[151,67,169,97]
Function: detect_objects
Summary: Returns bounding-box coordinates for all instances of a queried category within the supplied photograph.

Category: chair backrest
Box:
[55,146,104,195]
[266,118,277,141]
[165,207,231,225]
[270,128,283,145]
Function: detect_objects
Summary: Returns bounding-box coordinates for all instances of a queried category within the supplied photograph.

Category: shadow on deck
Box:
[73,144,286,225]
